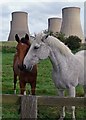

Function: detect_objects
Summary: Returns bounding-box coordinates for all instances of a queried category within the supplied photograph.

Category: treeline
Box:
[44,30,86,53]
[1,32,86,53]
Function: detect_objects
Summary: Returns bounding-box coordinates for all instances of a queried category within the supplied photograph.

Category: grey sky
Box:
[0,0,85,41]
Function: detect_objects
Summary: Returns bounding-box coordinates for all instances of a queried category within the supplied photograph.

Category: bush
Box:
[55,32,67,44]
[66,36,82,51]
[44,30,67,44]
[44,30,83,52]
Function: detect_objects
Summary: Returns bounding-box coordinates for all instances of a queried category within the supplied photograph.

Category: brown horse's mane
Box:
[21,37,28,45]
[21,37,31,46]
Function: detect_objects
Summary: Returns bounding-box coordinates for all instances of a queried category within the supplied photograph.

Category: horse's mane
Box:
[45,35,72,56]
[35,32,72,56]
[21,37,31,46]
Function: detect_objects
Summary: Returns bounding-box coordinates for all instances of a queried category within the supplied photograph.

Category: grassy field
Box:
[1,41,86,119]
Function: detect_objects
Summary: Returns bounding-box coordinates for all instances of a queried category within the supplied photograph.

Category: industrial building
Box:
[8,11,29,41]
[60,7,84,42]
[48,17,61,33]
[8,7,84,42]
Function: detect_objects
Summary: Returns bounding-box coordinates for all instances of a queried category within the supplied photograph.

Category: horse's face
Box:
[23,35,50,71]
[15,34,30,70]
[16,42,29,70]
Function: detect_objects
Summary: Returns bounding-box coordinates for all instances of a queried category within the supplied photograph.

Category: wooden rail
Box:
[0,94,86,119]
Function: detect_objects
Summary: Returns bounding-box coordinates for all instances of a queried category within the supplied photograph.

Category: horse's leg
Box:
[14,72,17,94]
[58,89,65,120]
[20,81,26,95]
[69,86,76,120]
[30,82,36,95]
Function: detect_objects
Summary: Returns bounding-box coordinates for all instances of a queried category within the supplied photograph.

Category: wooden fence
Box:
[0,94,86,119]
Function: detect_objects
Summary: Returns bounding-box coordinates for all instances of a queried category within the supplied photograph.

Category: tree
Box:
[66,36,82,50]
[44,30,66,43]
[43,30,82,51]
[55,32,67,44]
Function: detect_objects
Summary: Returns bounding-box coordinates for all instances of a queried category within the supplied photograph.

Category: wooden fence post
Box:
[21,95,37,119]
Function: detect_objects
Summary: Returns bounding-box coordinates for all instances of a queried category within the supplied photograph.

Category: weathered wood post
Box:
[21,95,37,119]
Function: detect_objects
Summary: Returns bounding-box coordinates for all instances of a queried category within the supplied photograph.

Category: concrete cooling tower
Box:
[60,7,84,42]
[8,11,29,41]
[84,2,86,40]
[48,18,61,33]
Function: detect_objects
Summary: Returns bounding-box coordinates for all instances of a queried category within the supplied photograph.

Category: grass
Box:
[1,41,17,53]
[1,41,86,119]
[2,52,56,95]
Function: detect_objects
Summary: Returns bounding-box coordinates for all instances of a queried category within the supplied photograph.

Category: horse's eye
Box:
[34,43,40,50]
[34,46,39,49]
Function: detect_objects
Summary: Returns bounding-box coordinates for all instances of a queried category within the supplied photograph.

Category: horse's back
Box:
[75,50,86,85]
[75,50,85,57]
[75,50,85,63]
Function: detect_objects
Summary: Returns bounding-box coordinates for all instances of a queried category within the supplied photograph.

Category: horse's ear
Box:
[41,34,48,42]
[34,33,36,38]
[25,34,29,40]
[15,34,20,43]
[25,33,31,45]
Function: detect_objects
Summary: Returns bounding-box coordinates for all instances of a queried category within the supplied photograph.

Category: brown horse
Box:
[13,34,37,95]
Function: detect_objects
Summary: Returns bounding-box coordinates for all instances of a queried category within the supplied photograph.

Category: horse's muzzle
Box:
[23,64,33,72]
[18,64,26,71]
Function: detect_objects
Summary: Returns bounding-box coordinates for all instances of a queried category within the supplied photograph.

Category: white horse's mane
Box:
[35,32,72,56]
[45,35,72,56]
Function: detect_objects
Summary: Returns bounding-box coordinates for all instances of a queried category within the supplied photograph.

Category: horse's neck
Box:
[49,47,73,71]
[49,49,59,70]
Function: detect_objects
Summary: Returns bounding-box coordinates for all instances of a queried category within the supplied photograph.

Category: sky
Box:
[0,0,85,41]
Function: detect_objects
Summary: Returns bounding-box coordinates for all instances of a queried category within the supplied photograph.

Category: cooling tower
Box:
[48,17,61,33]
[60,7,84,42]
[8,11,29,41]
[84,2,86,40]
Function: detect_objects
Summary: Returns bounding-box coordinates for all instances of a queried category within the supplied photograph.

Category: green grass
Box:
[0,41,17,53]
[1,41,17,48]
[2,52,56,95]
[1,41,86,119]
[2,104,20,119]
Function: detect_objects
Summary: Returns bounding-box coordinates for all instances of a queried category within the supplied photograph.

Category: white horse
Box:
[23,33,86,119]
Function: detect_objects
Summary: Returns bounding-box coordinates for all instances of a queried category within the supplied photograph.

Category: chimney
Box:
[48,17,61,33]
[8,11,29,41]
[60,7,84,42]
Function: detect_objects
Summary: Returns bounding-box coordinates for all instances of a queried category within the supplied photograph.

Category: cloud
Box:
[84,2,86,36]
[0,1,84,41]
[0,0,85,3]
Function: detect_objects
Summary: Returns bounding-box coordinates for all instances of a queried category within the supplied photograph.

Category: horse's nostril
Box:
[18,64,24,71]
[23,64,26,69]
[29,66,33,71]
